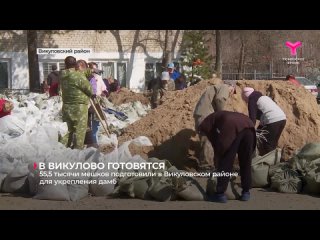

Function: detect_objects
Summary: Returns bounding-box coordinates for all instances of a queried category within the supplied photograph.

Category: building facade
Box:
[0,30,182,92]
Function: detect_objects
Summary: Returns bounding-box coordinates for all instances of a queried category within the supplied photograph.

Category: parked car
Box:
[295,77,318,97]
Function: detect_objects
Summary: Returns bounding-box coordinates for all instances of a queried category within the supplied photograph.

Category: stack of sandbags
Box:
[251,148,282,188]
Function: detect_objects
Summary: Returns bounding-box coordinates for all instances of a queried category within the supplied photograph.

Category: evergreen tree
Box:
[180,30,213,83]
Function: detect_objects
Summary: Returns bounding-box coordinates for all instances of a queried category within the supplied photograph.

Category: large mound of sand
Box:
[118,78,320,170]
[108,88,150,106]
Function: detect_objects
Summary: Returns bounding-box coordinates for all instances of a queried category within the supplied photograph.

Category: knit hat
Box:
[242,87,254,100]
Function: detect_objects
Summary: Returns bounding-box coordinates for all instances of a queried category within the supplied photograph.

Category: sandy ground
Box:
[1,178,319,210]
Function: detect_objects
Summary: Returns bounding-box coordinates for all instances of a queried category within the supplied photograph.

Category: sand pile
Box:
[108,88,150,106]
[118,78,320,170]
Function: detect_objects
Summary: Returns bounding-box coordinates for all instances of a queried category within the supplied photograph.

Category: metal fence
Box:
[222,72,284,80]
[0,88,31,95]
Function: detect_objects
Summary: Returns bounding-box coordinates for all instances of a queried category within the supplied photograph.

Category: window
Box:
[97,61,127,87]
[117,63,126,87]
[155,62,163,77]
[145,63,154,84]
[41,62,64,85]
[42,62,58,82]
[145,61,180,83]
[58,62,65,71]
[101,62,114,80]
[0,60,9,89]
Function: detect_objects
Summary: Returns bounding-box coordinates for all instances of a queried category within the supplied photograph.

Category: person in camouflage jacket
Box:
[60,56,93,149]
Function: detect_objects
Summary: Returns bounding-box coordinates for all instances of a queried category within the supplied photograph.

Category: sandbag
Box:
[206,177,242,200]
[132,101,148,117]
[133,179,150,199]
[0,132,11,144]
[114,178,135,198]
[34,184,70,201]
[0,115,25,137]
[268,162,291,179]
[32,160,71,200]
[114,177,150,199]
[251,163,270,187]
[290,156,320,176]
[89,169,117,197]
[2,165,29,193]
[271,169,302,193]
[68,184,89,201]
[0,173,7,192]
[303,169,320,194]
[297,142,320,160]
[27,172,40,195]
[251,149,281,188]
[252,148,282,166]
[177,180,206,201]
[148,177,173,202]
[0,153,16,174]
[89,151,117,196]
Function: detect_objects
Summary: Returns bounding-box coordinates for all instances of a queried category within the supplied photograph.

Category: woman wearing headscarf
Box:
[242,87,286,156]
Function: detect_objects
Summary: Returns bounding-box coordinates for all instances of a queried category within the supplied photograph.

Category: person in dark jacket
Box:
[199,111,256,203]
[193,80,236,172]
[103,76,120,94]
[167,62,187,90]
[46,65,60,97]
[242,87,286,156]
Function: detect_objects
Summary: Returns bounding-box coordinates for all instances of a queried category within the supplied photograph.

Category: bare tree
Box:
[109,30,125,60]
[162,30,174,68]
[215,30,222,78]
[238,35,245,80]
[27,30,40,92]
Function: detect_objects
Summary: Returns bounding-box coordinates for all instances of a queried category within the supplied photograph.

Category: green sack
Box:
[148,177,173,202]
[268,162,291,179]
[290,156,320,176]
[252,148,282,165]
[133,178,150,199]
[177,179,206,201]
[114,175,150,199]
[303,169,320,194]
[271,169,302,193]
[297,143,320,160]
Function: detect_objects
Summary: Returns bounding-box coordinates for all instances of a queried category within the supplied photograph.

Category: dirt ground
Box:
[1,178,319,210]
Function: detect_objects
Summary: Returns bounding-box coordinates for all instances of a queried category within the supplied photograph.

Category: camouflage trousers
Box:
[61,103,88,149]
